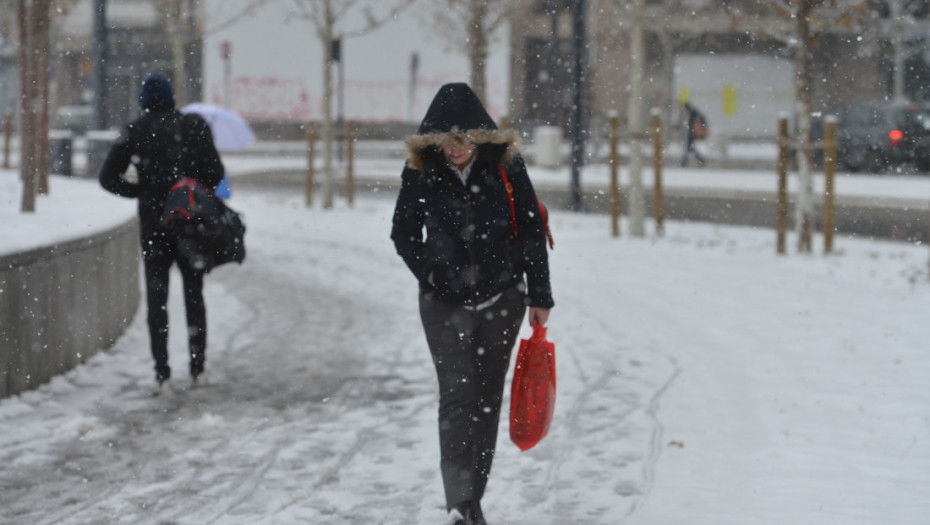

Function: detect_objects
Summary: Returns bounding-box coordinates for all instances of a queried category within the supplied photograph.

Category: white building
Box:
[201,0,511,124]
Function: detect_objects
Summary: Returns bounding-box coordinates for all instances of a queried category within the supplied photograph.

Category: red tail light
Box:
[889,129,904,147]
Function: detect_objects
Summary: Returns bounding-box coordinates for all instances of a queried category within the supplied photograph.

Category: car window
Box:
[906,109,930,131]
[840,107,885,127]
[839,106,930,131]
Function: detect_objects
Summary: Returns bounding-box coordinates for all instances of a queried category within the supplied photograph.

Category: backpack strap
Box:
[498,166,554,249]
[498,166,519,239]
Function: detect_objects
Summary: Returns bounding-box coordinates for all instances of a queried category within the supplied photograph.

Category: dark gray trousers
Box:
[142,230,206,382]
[419,286,526,511]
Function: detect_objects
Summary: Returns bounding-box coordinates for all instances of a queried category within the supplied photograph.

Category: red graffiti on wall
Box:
[210,77,317,122]
[210,74,507,123]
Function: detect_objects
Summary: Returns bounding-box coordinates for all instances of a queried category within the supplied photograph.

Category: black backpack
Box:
[163,178,246,272]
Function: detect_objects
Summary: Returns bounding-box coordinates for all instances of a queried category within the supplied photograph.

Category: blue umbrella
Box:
[181,103,256,151]
[181,103,255,199]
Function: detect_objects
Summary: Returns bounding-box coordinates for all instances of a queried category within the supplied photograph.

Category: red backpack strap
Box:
[498,166,554,249]
[536,197,554,249]
[498,166,519,238]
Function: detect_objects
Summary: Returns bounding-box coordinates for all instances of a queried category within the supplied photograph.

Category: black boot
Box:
[155,364,171,385]
[445,507,466,525]
[190,346,205,380]
[466,500,487,525]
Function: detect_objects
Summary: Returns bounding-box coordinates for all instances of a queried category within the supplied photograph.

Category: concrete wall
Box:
[0,218,140,398]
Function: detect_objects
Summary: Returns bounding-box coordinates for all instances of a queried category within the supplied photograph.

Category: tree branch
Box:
[204,0,277,36]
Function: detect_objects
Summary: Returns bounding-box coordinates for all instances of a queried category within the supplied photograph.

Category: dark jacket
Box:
[391,83,554,309]
[99,109,224,236]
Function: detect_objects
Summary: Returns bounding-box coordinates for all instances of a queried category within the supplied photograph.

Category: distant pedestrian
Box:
[391,83,554,525]
[681,101,707,167]
[99,73,224,392]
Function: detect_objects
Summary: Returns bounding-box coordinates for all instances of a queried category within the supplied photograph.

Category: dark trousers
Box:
[419,286,526,511]
[142,230,206,381]
[681,134,705,166]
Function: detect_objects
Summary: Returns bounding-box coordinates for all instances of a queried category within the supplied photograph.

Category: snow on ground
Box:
[1,153,929,524]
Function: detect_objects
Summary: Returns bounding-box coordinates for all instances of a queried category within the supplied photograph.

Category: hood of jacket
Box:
[405,83,519,171]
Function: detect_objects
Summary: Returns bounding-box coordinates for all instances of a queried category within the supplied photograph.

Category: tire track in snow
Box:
[487,240,684,523]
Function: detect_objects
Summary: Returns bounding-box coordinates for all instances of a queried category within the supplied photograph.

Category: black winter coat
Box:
[392,83,553,309]
[99,109,224,238]
[391,146,554,309]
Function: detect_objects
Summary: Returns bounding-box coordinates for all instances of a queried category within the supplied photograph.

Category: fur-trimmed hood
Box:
[405,83,520,171]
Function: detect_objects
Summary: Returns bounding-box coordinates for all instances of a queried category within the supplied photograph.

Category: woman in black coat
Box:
[391,83,554,525]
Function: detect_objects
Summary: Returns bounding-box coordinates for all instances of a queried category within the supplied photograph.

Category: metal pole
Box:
[823,117,837,254]
[891,0,905,102]
[651,109,664,235]
[91,0,108,130]
[306,122,316,207]
[334,38,344,164]
[2,114,11,169]
[222,41,231,107]
[408,52,419,122]
[547,0,559,125]
[346,120,354,206]
[569,0,586,212]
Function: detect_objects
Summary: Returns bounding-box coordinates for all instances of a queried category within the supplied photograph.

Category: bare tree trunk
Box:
[794,1,815,253]
[166,0,187,107]
[35,0,50,195]
[468,0,488,103]
[18,0,37,212]
[627,0,646,237]
[290,0,415,210]
[321,1,335,209]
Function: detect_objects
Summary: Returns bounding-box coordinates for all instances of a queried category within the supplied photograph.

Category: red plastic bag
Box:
[510,324,556,451]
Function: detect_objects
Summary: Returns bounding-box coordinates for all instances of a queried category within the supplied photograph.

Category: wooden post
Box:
[823,117,837,254]
[651,109,664,236]
[608,113,621,237]
[2,114,11,169]
[346,120,355,206]
[776,116,790,254]
[306,122,316,207]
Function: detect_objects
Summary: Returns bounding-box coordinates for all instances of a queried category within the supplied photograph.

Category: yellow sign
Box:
[722,85,738,116]
[678,86,690,105]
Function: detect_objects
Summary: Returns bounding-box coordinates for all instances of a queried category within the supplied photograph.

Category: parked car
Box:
[835,102,930,173]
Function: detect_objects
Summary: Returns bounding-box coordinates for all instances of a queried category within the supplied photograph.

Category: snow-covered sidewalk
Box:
[2,172,929,523]
[1,151,929,523]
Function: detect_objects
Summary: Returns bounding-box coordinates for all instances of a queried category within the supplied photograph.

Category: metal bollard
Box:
[608,113,621,237]
[823,117,837,254]
[651,109,664,236]
[306,122,316,207]
[49,129,74,176]
[776,116,789,255]
[346,121,355,206]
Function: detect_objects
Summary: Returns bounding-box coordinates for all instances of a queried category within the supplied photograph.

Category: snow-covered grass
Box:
[1,158,929,524]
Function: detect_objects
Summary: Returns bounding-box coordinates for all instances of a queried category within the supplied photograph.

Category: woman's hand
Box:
[528,307,550,327]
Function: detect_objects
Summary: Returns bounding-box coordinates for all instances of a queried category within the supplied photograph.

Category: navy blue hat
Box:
[139,73,175,111]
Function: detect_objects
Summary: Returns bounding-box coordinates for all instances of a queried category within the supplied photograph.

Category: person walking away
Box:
[680,101,707,167]
[99,73,224,392]
[391,83,554,525]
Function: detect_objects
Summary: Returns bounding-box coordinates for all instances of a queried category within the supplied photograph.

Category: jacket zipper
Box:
[463,191,479,308]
